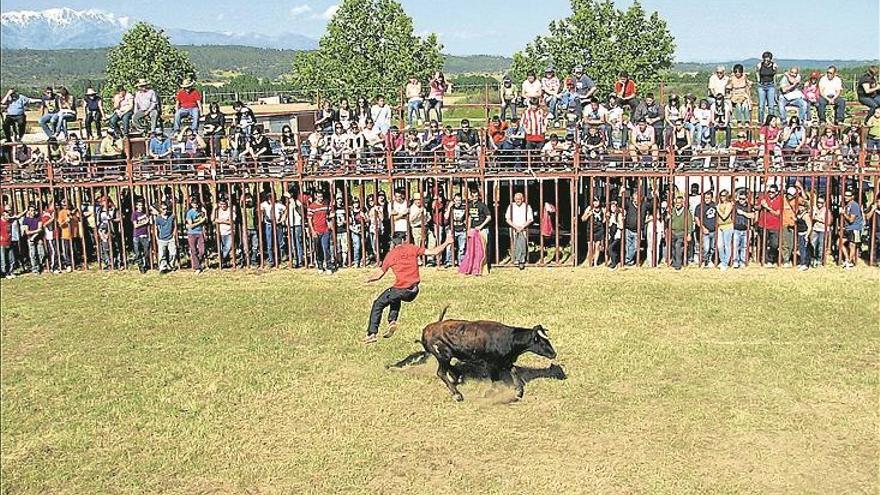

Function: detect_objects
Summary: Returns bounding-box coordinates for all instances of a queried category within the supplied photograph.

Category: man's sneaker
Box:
[383,322,398,339]
[797,265,809,271]
[719,265,728,272]
[363,334,378,345]
[782,262,792,268]
[732,262,740,269]
[766,263,776,268]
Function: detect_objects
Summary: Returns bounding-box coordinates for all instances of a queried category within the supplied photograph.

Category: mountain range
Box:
[0,7,317,50]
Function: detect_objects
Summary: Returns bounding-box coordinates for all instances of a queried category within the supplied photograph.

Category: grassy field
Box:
[1,266,878,494]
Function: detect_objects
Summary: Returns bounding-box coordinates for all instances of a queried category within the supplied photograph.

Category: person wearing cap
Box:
[573,65,597,104]
[173,78,202,133]
[500,75,518,121]
[521,70,543,101]
[707,66,729,107]
[777,67,808,123]
[541,67,561,120]
[1,88,38,142]
[132,79,160,135]
[81,87,105,140]
[147,128,172,161]
[757,184,783,266]
[108,85,134,136]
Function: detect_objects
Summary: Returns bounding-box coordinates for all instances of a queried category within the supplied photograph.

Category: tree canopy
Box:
[289,0,444,103]
[104,22,196,99]
[510,0,675,92]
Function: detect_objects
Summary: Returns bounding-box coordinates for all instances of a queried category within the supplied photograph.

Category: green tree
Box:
[510,0,675,92]
[289,0,444,103]
[104,22,196,99]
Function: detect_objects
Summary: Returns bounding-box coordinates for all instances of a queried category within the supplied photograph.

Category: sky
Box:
[3,0,879,61]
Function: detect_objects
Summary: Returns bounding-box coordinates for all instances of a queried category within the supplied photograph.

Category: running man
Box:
[363,235,452,344]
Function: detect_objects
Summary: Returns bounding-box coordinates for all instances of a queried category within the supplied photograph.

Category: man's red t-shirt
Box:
[382,243,426,289]
[758,193,782,230]
[176,89,202,109]
[308,201,330,234]
[614,80,637,99]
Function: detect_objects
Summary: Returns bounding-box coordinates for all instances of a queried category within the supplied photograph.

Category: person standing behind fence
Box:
[668,194,692,270]
[445,193,467,268]
[131,200,151,273]
[733,191,757,269]
[151,202,176,273]
[308,190,335,274]
[213,197,235,269]
[0,210,16,279]
[715,190,735,270]
[389,188,409,243]
[56,198,77,271]
[841,189,864,269]
[505,192,534,270]
[467,187,492,274]
[185,197,207,273]
[21,204,44,275]
[810,196,828,267]
[757,184,782,267]
[694,190,718,268]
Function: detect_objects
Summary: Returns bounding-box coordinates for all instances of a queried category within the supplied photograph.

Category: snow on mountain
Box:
[0,7,316,50]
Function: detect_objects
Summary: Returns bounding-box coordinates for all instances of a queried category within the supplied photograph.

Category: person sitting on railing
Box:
[304,129,326,169]
[1,88,39,143]
[521,71,542,104]
[710,93,733,149]
[108,85,134,137]
[147,128,173,165]
[817,126,841,170]
[177,128,206,168]
[582,124,607,164]
[99,129,125,160]
[777,67,808,124]
[857,66,880,117]
[605,95,627,150]
[541,67,561,121]
[37,87,61,139]
[486,116,508,152]
[363,119,386,165]
[232,100,256,141]
[12,143,33,181]
[46,137,62,166]
[628,118,659,168]
[54,87,77,139]
[867,108,880,167]
[707,66,729,108]
[403,128,422,169]
[562,98,582,138]
[241,127,273,175]
[817,66,846,125]
[315,100,336,135]
[729,130,758,170]
[613,71,639,114]
[203,102,226,158]
[759,115,783,168]
[173,79,202,133]
[346,121,367,169]
[522,98,548,154]
[541,133,563,166]
[780,116,807,169]
[667,120,692,167]
[663,94,683,143]
[500,117,525,152]
[132,79,160,136]
[500,75,518,121]
[559,77,582,119]
[353,96,370,129]
[582,97,608,144]
[327,123,348,169]
[456,119,479,165]
[63,133,88,177]
[370,95,392,135]
[421,120,443,154]
[632,93,664,146]
[692,99,713,150]
[441,125,458,167]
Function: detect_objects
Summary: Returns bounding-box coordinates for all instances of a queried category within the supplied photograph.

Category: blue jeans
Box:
[174,107,200,132]
[733,102,750,126]
[733,229,748,266]
[263,223,282,266]
[702,231,716,265]
[859,95,880,116]
[810,230,825,264]
[219,234,233,265]
[817,96,845,124]
[718,228,734,268]
[797,233,810,267]
[407,99,423,127]
[109,111,132,136]
[247,229,259,265]
[777,95,808,122]
[757,83,777,123]
[446,230,466,265]
[293,225,304,267]
[39,112,58,137]
[315,231,334,271]
[501,100,517,121]
[351,232,363,267]
[55,112,77,137]
[544,95,559,117]
[0,245,15,276]
[624,229,638,265]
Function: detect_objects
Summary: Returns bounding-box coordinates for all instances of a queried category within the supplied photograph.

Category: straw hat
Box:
[85,88,97,96]
[135,78,149,87]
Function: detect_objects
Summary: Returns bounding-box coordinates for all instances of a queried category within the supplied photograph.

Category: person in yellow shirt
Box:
[716,190,735,270]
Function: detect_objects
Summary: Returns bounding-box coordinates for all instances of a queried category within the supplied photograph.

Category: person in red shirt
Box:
[363,235,452,344]
[613,71,639,113]
[441,125,458,164]
[307,189,335,274]
[757,184,783,266]
[0,209,15,279]
[174,78,203,133]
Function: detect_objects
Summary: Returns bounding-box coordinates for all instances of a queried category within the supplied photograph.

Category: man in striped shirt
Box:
[521,98,547,151]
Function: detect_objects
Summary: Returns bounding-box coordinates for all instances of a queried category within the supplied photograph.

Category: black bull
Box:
[390,307,558,401]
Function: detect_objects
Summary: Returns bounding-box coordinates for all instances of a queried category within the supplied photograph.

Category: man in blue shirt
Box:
[151,202,177,273]
[842,189,864,269]
[573,66,597,105]
[185,196,207,272]
[1,89,37,142]
[147,129,172,161]
[694,190,718,268]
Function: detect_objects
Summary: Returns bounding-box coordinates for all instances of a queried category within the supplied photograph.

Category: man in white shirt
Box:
[777,67,808,122]
[707,66,729,106]
[541,67,561,119]
[505,192,534,269]
[389,188,409,242]
[408,193,432,249]
[817,65,846,124]
[370,95,392,135]
[521,71,543,101]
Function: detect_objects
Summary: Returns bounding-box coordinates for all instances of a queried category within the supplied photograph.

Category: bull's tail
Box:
[437,305,449,322]
[386,348,431,369]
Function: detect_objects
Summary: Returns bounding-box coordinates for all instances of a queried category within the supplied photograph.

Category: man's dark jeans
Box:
[367,284,420,335]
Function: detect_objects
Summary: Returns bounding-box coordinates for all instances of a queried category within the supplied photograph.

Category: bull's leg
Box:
[509,366,525,399]
[436,359,463,402]
[489,367,502,382]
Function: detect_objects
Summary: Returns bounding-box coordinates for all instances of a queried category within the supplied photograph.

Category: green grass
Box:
[1,267,878,494]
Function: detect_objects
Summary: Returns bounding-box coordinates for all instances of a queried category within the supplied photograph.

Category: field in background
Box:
[1,267,877,494]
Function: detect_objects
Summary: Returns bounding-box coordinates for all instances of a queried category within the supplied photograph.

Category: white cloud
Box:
[315,4,339,20]
[289,4,312,17]
[215,13,225,21]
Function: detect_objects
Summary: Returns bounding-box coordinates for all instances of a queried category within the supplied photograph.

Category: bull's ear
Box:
[533,325,549,340]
